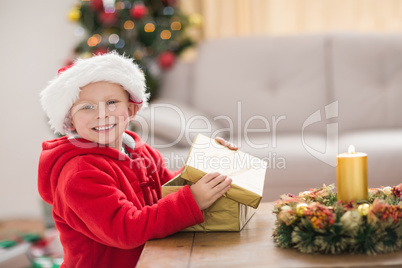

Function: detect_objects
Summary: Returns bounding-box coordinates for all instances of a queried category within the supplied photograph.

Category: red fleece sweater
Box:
[38,131,203,267]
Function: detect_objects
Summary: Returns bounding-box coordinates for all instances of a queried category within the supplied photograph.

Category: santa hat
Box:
[40,52,149,135]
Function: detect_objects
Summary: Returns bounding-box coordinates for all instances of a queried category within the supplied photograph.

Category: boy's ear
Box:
[67,126,76,132]
[66,115,76,132]
[128,102,139,121]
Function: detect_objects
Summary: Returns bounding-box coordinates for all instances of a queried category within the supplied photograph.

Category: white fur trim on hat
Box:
[40,52,149,135]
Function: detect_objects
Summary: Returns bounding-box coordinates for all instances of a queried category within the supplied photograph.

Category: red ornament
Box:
[130,4,148,20]
[158,51,176,70]
[98,11,117,25]
[94,47,108,55]
[90,0,104,11]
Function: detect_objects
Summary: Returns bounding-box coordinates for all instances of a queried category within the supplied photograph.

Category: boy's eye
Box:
[107,100,118,105]
[82,104,94,110]
[107,100,118,111]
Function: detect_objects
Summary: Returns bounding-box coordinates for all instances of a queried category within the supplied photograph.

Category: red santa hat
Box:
[40,52,149,135]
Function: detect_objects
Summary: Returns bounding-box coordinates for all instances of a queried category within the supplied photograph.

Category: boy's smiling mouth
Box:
[93,124,116,131]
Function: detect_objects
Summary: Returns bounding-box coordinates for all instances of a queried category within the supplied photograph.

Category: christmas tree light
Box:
[68,0,199,99]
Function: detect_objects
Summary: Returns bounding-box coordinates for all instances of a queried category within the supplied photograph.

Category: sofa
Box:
[132,33,402,201]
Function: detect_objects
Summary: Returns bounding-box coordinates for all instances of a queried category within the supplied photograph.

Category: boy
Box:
[38,52,235,267]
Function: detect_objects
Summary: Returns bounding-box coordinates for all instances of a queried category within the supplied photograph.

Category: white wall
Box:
[0,0,81,219]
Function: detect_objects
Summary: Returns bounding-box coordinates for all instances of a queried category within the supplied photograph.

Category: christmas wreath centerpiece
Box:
[272,184,402,255]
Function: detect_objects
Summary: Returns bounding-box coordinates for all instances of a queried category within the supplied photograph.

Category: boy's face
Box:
[70,81,138,151]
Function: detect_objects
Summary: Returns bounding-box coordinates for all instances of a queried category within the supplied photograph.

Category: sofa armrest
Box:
[131,98,228,148]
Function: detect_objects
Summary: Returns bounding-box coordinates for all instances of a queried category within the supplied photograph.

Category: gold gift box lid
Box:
[181,134,267,209]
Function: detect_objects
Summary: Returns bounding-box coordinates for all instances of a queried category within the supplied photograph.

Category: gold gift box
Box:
[162,134,267,232]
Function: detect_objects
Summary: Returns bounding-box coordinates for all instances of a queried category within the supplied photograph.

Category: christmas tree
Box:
[68,0,197,99]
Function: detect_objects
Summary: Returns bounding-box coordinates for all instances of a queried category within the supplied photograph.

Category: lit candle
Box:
[336,145,368,203]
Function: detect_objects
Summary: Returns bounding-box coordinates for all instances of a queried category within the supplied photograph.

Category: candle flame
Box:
[348,145,356,154]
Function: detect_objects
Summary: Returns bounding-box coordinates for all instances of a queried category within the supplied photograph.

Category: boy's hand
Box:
[215,137,238,151]
[190,172,232,210]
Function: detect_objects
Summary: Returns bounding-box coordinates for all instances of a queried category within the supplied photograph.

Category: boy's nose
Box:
[97,102,109,119]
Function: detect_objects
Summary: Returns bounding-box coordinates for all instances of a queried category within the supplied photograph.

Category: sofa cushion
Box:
[339,129,402,188]
[192,35,329,137]
[234,132,336,201]
[331,33,402,132]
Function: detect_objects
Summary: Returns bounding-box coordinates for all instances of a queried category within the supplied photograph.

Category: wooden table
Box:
[137,203,402,268]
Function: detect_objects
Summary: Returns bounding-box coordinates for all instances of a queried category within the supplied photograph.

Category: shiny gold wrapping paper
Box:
[162,175,256,232]
[181,134,266,209]
[161,134,266,232]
